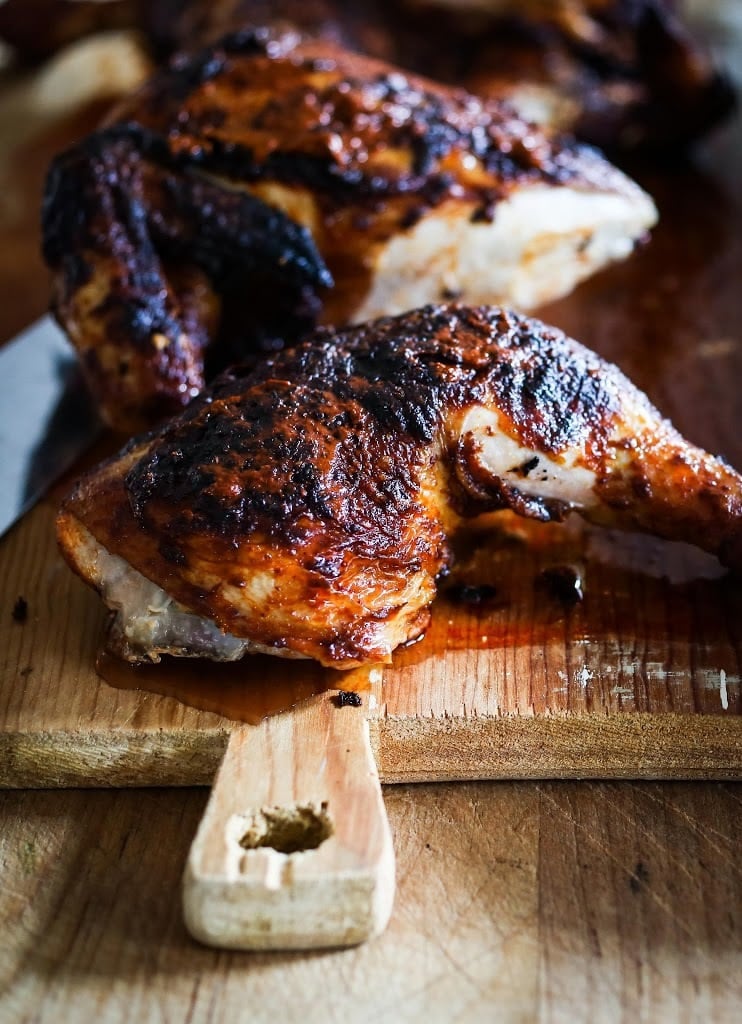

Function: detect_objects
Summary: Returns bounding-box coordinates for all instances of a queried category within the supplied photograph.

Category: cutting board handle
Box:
[183,689,395,950]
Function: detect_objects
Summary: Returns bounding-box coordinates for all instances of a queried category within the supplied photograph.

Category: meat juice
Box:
[96,649,372,723]
[97,514,738,719]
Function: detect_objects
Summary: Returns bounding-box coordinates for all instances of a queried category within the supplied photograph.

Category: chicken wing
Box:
[42,27,656,432]
[57,304,742,669]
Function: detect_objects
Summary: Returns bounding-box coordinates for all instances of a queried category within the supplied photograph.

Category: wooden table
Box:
[1,781,740,1022]
[1,8,741,1021]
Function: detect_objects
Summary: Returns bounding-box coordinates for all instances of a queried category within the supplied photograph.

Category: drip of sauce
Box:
[97,650,371,724]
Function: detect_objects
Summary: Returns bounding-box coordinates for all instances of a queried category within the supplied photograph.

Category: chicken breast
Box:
[42,27,656,433]
[57,305,742,669]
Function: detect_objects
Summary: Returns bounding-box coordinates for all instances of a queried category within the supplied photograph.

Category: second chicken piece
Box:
[42,26,656,432]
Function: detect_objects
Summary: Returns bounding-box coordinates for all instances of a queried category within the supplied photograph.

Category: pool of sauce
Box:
[97,650,372,724]
[394,515,738,670]
[95,512,740,719]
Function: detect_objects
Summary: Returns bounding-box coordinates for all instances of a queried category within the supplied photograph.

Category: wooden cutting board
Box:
[2,495,740,789]
[2,493,740,950]
[1,5,740,792]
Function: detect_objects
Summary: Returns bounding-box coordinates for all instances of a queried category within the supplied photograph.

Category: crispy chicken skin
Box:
[42,27,656,433]
[57,305,742,669]
[170,0,735,152]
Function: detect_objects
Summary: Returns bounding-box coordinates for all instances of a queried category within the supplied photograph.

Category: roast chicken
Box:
[42,26,657,433]
[57,305,742,670]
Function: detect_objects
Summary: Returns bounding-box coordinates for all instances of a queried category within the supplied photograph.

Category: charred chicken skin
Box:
[57,305,742,670]
[42,27,656,433]
[169,0,736,152]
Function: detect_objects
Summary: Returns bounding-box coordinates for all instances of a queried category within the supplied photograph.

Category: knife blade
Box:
[0,315,100,539]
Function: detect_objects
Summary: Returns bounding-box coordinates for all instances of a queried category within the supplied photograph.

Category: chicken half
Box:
[42,26,656,433]
[57,305,742,670]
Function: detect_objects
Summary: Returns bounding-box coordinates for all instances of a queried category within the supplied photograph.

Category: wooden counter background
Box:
[1,4,741,1021]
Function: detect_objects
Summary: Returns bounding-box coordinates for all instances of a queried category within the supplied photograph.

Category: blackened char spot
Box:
[537,565,585,607]
[332,690,363,708]
[510,456,540,477]
[159,540,187,566]
[446,583,498,605]
[166,27,275,100]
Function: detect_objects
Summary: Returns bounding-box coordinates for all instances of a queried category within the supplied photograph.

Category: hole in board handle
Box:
[238,802,333,855]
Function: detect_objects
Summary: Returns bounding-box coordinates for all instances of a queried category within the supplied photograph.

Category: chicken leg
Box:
[57,304,742,669]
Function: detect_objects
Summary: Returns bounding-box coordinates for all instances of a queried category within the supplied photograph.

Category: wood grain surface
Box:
[1,780,740,1022]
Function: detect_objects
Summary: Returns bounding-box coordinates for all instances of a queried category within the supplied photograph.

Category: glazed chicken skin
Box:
[170,0,735,152]
[57,305,742,670]
[42,27,656,433]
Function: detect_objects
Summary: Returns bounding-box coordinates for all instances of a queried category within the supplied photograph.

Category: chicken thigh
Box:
[57,305,742,669]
